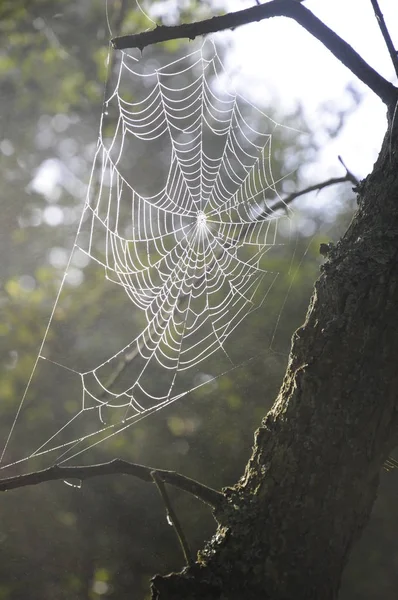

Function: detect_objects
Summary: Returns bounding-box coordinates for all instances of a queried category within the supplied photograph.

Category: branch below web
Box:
[0,174,358,500]
[111,0,398,106]
[0,459,223,508]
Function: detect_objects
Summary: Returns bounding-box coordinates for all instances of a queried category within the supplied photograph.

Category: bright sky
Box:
[32,0,397,207]
[226,0,398,180]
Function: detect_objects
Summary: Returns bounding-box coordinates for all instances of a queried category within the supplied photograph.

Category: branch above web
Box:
[0,459,223,509]
[111,0,398,107]
[370,0,398,79]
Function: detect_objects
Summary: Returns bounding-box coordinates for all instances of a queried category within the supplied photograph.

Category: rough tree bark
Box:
[139,4,398,600]
[150,103,398,600]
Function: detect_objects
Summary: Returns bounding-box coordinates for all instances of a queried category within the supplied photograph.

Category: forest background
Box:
[0,1,397,598]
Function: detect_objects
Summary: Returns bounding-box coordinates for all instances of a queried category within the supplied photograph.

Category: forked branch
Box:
[111,0,398,106]
[370,0,398,79]
[0,459,223,509]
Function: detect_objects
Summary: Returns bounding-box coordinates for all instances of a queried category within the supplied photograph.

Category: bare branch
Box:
[152,470,194,566]
[337,155,359,186]
[269,172,356,213]
[111,0,398,106]
[0,459,223,509]
[370,0,398,79]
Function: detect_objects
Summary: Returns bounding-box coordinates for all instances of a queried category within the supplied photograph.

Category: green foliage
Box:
[2,1,396,599]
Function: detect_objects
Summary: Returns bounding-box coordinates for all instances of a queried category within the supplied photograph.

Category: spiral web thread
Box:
[1,40,296,468]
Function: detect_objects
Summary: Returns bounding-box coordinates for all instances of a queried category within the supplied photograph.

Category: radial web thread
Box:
[1,40,296,468]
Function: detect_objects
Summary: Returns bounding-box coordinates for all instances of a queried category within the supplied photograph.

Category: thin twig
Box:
[370,0,398,79]
[337,155,359,186]
[111,0,398,106]
[269,173,356,213]
[151,470,194,566]
[0,459,223,508]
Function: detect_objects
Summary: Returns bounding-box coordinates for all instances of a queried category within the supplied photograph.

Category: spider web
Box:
[1,40,297,469]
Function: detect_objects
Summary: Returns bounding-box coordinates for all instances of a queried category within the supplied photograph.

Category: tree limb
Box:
[0,459,223,509]
[370,0,398,79]
[150,101,398,600]
[111,0,398,106]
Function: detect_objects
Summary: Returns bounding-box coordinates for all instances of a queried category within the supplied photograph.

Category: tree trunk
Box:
[150,111,398,599]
